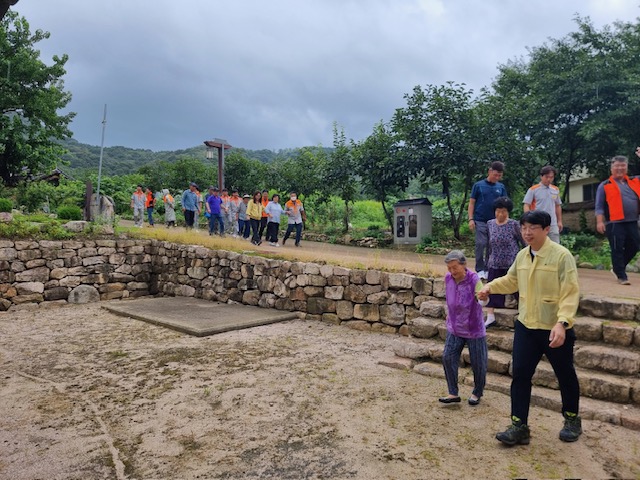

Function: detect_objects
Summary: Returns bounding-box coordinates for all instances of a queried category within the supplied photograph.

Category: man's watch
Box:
[559,320,570,329]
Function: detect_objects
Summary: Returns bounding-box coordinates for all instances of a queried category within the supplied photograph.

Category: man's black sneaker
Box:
[559,413,582,442]
[496,419,530,446]
[282,238,287,245]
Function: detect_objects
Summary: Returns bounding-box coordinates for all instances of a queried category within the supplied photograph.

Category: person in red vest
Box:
[144,187,156,227]
[595,154,640,285]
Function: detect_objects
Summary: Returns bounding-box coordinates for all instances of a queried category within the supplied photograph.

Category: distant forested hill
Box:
[58,138,292,177]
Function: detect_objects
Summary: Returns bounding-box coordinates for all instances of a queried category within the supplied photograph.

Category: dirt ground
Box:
[1,303,639,480]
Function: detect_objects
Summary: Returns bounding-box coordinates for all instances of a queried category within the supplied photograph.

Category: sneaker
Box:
[477,270,488,280]
[559,412,582,442]
[274,243,281,247]
[484,316,496,328]
[269,242,276,246]
[618,278,631,285]
[496,418,530,446]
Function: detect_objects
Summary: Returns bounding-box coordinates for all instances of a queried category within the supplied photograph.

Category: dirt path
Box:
[124,221,640,301]
[1,303,638,479]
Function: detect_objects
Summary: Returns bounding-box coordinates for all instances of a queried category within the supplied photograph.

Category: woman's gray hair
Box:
[444,250,467,264]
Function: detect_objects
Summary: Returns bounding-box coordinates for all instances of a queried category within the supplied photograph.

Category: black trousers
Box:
[511,320,579,424]
[606,221,640,281]
[266,221,280,242]
[184,210,195,228]
[250,218,261,244]
[259,217,268,239]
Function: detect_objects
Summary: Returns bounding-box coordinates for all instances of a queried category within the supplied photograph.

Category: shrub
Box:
[561,232,597,251]
[0,198,12,212]
[57,205,83,220]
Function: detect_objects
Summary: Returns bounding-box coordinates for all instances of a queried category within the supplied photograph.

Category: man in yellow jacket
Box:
[478,210,581,446]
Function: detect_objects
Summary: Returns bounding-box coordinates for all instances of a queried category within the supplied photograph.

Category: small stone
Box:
[68,285,100,304]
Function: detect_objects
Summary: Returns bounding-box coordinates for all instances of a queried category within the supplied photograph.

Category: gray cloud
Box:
[12,0,640,151]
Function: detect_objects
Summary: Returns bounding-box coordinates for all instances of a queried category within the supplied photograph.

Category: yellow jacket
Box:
[487,237,579,329]
[246,200,263,220]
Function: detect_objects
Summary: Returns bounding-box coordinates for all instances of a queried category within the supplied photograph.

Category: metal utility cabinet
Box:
[393,198,432,246]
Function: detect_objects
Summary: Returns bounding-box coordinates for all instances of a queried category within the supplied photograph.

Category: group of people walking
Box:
[127,152,640,449]
[133,183,307,247]
[440,151,640,448]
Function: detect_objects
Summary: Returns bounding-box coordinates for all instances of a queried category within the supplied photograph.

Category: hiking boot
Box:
[496,418,530,446]
[559,412,582,442]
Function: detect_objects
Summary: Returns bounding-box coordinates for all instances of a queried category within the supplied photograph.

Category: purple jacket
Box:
[444,269,485,339]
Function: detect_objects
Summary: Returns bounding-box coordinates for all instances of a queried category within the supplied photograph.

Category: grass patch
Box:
[128,225,436,276]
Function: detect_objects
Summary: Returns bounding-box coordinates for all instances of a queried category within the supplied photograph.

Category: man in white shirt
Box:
[523,165,563,243]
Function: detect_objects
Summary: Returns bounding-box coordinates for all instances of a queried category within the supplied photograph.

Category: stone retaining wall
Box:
[0,238,446,334]
[0,239,155,311]
[152,241,442,334]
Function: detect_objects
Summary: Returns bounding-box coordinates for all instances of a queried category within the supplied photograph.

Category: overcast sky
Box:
[11,0,640,152]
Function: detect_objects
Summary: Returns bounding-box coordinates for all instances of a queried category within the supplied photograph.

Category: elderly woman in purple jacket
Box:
[439,250,489,406]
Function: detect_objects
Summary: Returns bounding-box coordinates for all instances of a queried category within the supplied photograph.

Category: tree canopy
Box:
[0,11,74,186]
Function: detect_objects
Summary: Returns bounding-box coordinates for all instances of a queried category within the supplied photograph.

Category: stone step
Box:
[405,360,640,431]
[408,314,640,349]
[391,337,640,405]
[579,295,640,322]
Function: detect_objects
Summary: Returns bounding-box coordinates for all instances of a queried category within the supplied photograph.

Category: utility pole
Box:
[95,104,107,217]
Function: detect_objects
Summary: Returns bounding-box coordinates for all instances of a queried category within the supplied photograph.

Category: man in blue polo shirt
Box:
[468,161,508,280]
[181,182,200,229]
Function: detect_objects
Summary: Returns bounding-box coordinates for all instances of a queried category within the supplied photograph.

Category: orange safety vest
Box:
[145,191,155,208]
[261,197,270,217]
[603,175,640,221]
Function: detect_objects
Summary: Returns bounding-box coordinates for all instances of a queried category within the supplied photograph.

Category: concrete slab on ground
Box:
[102,297,299,337]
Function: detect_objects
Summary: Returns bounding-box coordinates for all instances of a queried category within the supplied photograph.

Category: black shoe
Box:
[496,418,530,446]
[468,397,481,406]
[295,242,300,247]
[438,396,461,404]
[282,238,287,245]
[559,413,582,442]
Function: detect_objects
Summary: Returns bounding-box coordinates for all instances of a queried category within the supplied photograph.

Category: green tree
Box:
[270,146,326,198]
[392,82,485,240]
[137,157,216,193]
[0,12,74,185]
[352,121,411,233]
[322,123,358,232]
[223,150,268,195]
[491,16,640,199]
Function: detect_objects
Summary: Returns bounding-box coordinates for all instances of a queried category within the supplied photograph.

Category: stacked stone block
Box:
[0,239,155,310]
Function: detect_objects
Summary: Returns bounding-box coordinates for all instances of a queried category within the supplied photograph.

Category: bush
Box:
[561,232,597,251]
[57,205,83,220]
[0,198,12,212]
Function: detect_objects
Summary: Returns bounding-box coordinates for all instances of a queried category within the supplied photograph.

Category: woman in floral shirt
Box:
[485,197,524,327]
